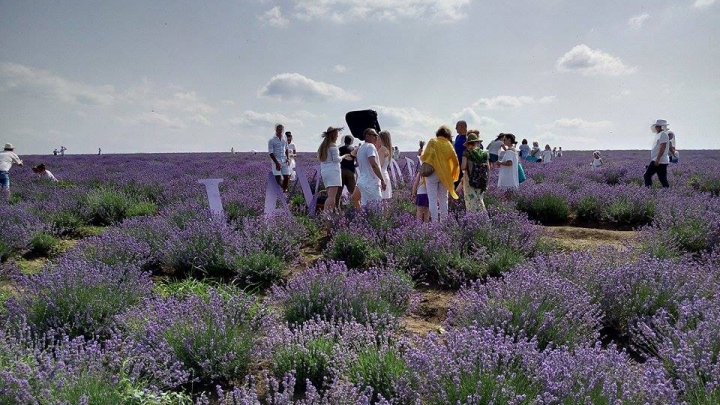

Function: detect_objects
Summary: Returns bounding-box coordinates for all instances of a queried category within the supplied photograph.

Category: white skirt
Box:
[321,165,342,187]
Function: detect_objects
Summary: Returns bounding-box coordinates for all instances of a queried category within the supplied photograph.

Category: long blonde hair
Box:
[317,129,338,162]
[379,130,392,153]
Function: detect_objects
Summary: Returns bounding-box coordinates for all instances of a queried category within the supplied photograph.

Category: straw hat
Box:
[4,143,13,150]
[651,119,668,132]
[463,133,482,148]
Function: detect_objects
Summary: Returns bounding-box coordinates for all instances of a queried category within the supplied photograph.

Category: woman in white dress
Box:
[379,130,393,199]
[591,151,603,169]
[317,126,349,210]
[497,134,519,191]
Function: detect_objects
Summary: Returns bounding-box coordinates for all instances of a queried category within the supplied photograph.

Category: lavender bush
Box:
[117,289,272,383]
[270,261,414,326]
[0,204,43,261]
[447,267,603,349]
[5,259,153,338]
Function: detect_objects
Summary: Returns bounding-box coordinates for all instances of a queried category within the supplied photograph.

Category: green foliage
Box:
[153,278,241,301]
[326,231,385,269]
[668,218,710,253]
[83,188,156,226]
[273,336,335,390]
[486,246,524,277]
[429,369,539,405]
[233,252,285,285]
[516,194,570,225]
[225,200,260,222]
[347,346,410,402]
[603,197,655,226]
[574,196,603,222]
[29,233,60,257]
[47,210,85,236]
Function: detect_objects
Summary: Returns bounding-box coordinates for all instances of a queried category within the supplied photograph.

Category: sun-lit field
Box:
[1,150,719,404]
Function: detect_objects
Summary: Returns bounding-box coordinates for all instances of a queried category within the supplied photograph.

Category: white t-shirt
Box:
[268,136,288,164]
[356,142,380,186]
[487,140,503,155]
[0,151,22,172]
[592,158,602,168]
[541,150,553,163]
[38,170,58,182]
[651,131,670,164]
[498,149,519,189]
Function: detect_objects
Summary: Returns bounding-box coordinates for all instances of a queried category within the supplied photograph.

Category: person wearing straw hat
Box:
[591,151,603,169]
[455,131,490,213]
[0,143,23,200]
[644,119,670,188]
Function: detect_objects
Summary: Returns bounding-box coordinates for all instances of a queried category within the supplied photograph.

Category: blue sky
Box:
[1,0,718,154]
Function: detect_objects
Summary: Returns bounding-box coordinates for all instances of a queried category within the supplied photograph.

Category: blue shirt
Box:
[453,134,466,165]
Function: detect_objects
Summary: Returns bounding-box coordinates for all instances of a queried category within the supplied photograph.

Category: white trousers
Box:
[425,172,448,222]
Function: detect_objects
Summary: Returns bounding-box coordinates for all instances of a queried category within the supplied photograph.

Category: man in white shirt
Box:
[351,128,386,208]
[0,143,23,199]
[268,124,290,192]
[644,119,670,188]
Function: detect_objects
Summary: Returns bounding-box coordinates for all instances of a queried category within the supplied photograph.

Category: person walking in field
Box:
[591,151,603,169]
[453,120,468,188]
[0,143,23,200]
[317,126,349,211]
[268,124,291,192]
[486,134,504,163]
[421,125,460,222]
[286,132,298,181]
[541,144,553,164]
[351,128,386,208]
[497,134,519,192]
[339,135,356,195]
[378,130,393,199]
[455,132,489,213]
[644,119,670,188]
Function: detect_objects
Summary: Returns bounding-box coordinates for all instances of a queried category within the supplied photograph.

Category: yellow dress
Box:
[421,137,460,199]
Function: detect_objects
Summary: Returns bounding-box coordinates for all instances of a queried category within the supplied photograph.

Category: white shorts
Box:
[357,182,382,207]
[321,166,342,187]
[271,162,291,176]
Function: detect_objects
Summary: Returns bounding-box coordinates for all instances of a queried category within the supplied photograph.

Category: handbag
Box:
[418,162,435,177]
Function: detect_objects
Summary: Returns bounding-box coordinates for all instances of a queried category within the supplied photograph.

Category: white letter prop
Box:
[198,179,224,217]
[405,157,416,180]
[264,171,291,217]
[294,166,322,218]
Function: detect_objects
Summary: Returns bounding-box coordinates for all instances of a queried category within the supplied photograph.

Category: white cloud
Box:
[693,0,715,8]
[539,118,613,131]
[628,13,649,30]
[123,112,186,129]
[230,110,303,128]
[0,61,115,105]
[333,64,348,73]
[472,95,556,110]
[372,105,444,128]
[293,0,471,23]
[556,44,636,76]
[258,72,360,102]
[190,114,211,126]
[451,108,501,132]
[257,6,290,27]
[221,99,235,105]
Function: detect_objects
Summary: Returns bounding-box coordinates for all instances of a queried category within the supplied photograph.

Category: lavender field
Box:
[1,150,719,404]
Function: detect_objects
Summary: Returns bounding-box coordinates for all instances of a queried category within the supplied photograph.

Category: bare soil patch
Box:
[402,287,454,337]
[547,226,637,252]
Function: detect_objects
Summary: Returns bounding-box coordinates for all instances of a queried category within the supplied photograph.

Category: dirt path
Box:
[547,226,638,251]
[402,288,454,337]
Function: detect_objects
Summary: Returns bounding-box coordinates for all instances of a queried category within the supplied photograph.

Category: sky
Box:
[1,0,718,154]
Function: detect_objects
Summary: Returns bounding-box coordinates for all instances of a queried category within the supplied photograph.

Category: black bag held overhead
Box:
[345,110,381,141]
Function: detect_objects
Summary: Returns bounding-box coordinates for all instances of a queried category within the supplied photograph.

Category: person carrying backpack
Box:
[455,132,489,213]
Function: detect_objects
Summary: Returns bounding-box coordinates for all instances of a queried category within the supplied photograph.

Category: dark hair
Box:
[344,135,353,145]
[436,125,452,140]
[504,133,516,144]
[522,139,528,144]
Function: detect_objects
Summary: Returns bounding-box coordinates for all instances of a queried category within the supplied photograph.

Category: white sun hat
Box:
[4,143,14,150]
[650,119,668,132]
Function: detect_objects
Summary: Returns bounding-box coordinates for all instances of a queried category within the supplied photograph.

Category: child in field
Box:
[591,151,603,169]
[411,165,430,222]
[32,164,58,182]
[541,144,553,164]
